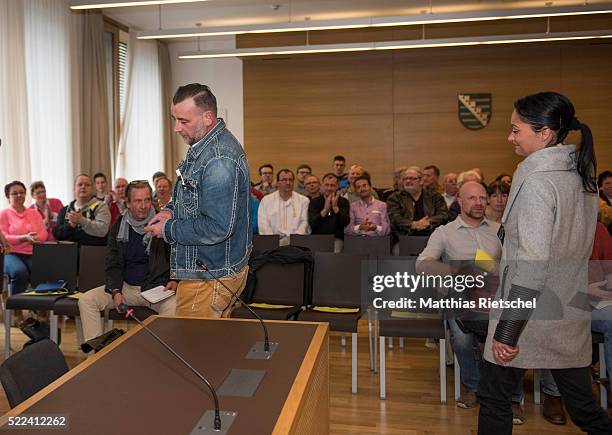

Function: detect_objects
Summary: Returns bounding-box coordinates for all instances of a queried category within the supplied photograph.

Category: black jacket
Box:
[105,216,171,293]
[307,195,350,239]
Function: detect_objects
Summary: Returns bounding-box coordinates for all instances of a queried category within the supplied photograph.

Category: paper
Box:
[141,285,175,304]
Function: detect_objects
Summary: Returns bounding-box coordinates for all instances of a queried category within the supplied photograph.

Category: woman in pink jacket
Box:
[29,180,63,242]
[0,181,48,295]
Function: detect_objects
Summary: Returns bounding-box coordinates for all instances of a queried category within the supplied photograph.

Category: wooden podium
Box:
[0,316,329,434]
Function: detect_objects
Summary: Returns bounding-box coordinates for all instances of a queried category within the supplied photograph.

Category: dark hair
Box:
[598,170,612,187]
[30,181,45,194]
[354,175,372,186]
[494,173,512,183]
[276,169,294,182]
[74,174,91,184]
[172,83,217,116]
[93,172,107,182]
[424,165,440,177]
[514,92,596,193]
[126,180,153,202]
[4,181,26,199]
[259,164,273,175]
[296,164,312,173]
[154,176,173,189]
[333,155,346,162]
[487,180,510,196]
[322,173,338,182]
[152,171,167,183]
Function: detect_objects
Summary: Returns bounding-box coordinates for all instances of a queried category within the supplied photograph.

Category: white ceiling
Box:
[103,0,611,32]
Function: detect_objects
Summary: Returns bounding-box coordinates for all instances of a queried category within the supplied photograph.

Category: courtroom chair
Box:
[398,235,430,257]
[231,261,306,321]
[343,235,391,256]
[376,256,448,403]
[253,234,280,252]
[0,339,68,408]
[4,243,78,358]
[297,252,369,393]
[289,234,334,253]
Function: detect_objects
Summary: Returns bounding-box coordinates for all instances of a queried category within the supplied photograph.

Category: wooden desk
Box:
[0,316,329,434]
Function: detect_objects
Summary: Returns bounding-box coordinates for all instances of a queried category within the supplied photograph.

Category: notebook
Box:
[141,285,175,304]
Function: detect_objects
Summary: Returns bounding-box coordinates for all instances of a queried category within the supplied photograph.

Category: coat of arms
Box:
[458,93,492,130]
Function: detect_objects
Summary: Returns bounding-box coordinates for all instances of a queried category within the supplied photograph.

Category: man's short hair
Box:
[457,170,482,187]
[4,181,26,199]
[126,180,153,202]
[322,173,338,183]
[296,164,312,172]
[259,164,273,175]
[403,166,423,178]
[598,170,612,187]
[74,174,91,184]
[172,83,217,116]
[277,169,294,181]
[486,180,510,196]
[93,172,106,182]
[152,171,167,183]
[333,155,346,162]
[30,181,45,194]
[154,176,173,189]
[354,175,371,186]
[424,165,440,177]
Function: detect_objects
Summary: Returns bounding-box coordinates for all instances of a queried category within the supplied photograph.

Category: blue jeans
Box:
[541,369,561,396]
[3,253,32,295]
[448,319,523,402]
[591,305,612,380]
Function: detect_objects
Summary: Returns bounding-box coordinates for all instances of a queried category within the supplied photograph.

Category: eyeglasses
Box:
[9,191,26,196]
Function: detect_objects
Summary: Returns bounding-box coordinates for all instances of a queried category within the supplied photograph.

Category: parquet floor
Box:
[0,317,590,434]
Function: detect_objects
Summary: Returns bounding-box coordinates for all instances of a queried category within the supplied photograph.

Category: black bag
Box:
[20,319,61,348]
[81,328,125,353]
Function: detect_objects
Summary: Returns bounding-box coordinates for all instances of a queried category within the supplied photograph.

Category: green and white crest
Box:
[458,93,492,130]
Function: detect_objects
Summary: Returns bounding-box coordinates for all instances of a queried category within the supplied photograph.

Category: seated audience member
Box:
[294,164,312,196]
[258,169,310,245]
[447,170,483,222]
[153,177,172,211]
[0,181,48,295]
[250,195,259,234]
[485,180,510,223]
[93,172,109,201]
[342,166,379,203]
[346,175,390,237]
[598,170,612,230]
[29,181,63,242]
[78,181,176,343]
[381,166,408,202]
[305,175,322,200]
[53,174,111,246]
[494,173,512,187]
[387,166,448,236]
[253,164,276,196]
[442,172,458,207]
[151,171,167,187]
[333,155,349,191]
[109,177,128,214]
[251,186,264,201]
[308,173,350,250]
[423,165,442,192]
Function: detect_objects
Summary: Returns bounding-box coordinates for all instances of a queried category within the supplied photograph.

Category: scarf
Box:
[117,208,156,254]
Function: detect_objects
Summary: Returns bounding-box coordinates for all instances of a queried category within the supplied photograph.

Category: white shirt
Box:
[443,192,456,208]
[258,191,311,237]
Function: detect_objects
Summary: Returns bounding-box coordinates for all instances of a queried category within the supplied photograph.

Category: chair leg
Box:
[351,332,357,394]
[599,343,607,409]
[75,317,84,348]
[379,336,386,399]
[4,308,11,358]
[367,308,374,371]
[388,337,393,349]
[374,309,379,373]
[341,334,346,347]
[49,312,59,344]
[454,353,461,401]
[533,369,541,405]
[108,320,114,331]
[399,337,404,349]
[440,338,447,404]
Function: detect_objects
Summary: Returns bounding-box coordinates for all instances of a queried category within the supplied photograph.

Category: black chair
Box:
[0,339,68,408]
[398,235,430,257]
[376,256,448,403]
[4,243,78,357]
[289,234,335,253]
[298,252,368,393]
[252,234,280,252]
[343,235,391,256]
[231,262,306,321]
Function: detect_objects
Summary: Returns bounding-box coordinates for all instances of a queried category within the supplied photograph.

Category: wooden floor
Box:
[0,318,591,434]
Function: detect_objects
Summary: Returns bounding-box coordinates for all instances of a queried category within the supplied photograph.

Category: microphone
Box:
[195,260,271,353]
[117,304,222,431]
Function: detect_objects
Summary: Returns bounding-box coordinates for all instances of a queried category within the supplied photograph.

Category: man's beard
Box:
[465,208,484,220]
[181,125,207,145]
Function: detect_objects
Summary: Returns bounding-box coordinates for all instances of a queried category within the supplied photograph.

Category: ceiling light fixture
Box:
[137,3,612,39]
[177,29,612,59]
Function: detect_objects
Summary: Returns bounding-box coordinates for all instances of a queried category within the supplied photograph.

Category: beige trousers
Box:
[175,266,249,318]
[78,283,176,342]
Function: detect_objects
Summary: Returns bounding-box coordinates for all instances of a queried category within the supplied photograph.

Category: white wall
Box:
[168,37,244,147]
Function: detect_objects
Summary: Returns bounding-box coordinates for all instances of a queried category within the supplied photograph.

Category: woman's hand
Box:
[492,339,520,365]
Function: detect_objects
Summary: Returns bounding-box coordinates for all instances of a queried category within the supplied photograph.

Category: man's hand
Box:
[411,217,431,231]
[165,281,178,292]
[359,218,376,232]
[145,210,172,238]
[113,292,126,311]
[492,339,519,365]
[67,211,82,227]
[320,193,332,217]
[331,192,340,211]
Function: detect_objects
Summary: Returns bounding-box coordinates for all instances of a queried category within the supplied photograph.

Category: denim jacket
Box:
[163,119,252,280]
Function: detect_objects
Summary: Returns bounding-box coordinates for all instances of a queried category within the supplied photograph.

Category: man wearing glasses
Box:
[146,84,252,318]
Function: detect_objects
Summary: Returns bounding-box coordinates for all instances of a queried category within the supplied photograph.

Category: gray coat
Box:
[484,145,598,368]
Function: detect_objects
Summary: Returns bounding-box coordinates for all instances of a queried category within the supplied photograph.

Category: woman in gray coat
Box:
[477,92,612,434]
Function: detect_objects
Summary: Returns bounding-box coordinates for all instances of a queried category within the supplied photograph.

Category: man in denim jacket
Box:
[146,84,252,317]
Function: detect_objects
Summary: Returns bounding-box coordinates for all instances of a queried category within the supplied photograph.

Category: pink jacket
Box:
[29,198,63,242]
[0,207,48,255]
